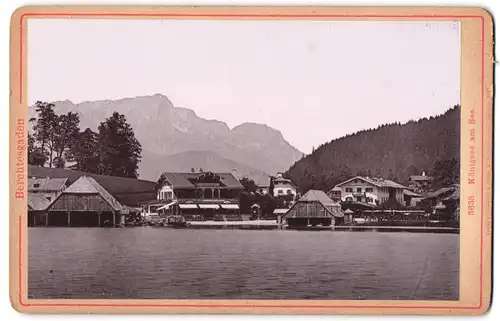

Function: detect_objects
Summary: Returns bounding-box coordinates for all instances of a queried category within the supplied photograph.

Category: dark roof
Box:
[28,194,51,211]
[161,172,244,189]
[28,178,68,192]
[332,176,406,191]
[28,165,156,206]
[342,201,379,210]
[63,176,123,211]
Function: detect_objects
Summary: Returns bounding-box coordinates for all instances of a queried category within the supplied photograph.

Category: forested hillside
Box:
[285,105,460,192]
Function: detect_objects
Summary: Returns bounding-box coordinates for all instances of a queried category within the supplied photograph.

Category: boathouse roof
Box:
[28,194,52,211]
[63,176,123,211]
[299,190,336,205]
[284,190,343,218]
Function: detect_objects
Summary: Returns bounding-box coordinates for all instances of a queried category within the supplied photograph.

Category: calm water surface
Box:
[28,228,459,300]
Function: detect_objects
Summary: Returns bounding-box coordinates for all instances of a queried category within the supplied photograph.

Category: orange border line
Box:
[17,12,486,310]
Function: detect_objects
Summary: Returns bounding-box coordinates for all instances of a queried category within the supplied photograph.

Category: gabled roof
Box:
[299,190,336,205]
[28,178,68,192]
[28,194,51,211]
[63,176,123,211]
[161,172,244,189]
[28,165,157,206]
[332,176,406,191]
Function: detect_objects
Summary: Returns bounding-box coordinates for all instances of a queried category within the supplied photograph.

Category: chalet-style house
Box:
[249,173,298,198]
[151,171,244,220]
[408,171,433,192]
[328,176,407,206]
[272,173,298,197]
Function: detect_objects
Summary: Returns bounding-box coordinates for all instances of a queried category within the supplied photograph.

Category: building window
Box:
[366,188,373,193]
[346,197,353,202]
[366,197,373,203]
[356,197,362,202]
[357,188,362,192]
[346,188,353,192]
[278,190,284,194]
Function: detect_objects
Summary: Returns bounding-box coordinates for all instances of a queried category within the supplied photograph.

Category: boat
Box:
[165,215,191,228]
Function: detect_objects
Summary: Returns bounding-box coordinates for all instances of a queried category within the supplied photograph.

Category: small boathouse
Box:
[280,190,344,228]
[46,176,128,227]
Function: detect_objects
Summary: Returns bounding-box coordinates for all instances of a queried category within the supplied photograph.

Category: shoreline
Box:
[152,220,460,233]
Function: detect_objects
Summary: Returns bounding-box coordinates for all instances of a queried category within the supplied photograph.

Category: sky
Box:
[28,19,460,153]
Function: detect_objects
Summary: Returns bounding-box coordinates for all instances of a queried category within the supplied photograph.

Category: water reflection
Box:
[28,228,459,300]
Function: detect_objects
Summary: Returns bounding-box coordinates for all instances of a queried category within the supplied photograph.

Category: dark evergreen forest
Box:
[285,105,460,193]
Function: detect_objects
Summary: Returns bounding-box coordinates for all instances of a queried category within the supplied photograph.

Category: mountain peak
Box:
[28,94,303,178]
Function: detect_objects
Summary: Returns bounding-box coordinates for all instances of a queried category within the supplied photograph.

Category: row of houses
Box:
[28,167,247,227]
[28,164,459,227]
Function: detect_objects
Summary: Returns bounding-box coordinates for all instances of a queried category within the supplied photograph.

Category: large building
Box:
[328,176,407,206]
[152,171,245,220]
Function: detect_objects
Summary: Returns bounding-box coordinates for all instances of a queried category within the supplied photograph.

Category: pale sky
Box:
[28,19,460,153]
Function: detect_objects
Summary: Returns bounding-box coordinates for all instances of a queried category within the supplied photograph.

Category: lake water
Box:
[28,228,459,300]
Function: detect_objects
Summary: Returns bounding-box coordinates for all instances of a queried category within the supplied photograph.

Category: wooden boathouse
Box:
[280,190,344,228]
[28,194,52,227]
[45,176,128,227]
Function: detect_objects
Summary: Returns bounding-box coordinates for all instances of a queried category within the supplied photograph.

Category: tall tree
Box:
[239,177,258,193]
[66,128,100,173]
[285,105,460,192]
[97,112,142,178]
[432,158,460,188]
[27,132,47,166]
[268,175,275,196]
[32,101,58,167]
[54,112,80,164]
[53,156,65,168]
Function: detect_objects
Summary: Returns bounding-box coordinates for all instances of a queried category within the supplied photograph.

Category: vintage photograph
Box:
[25,18,461,301]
